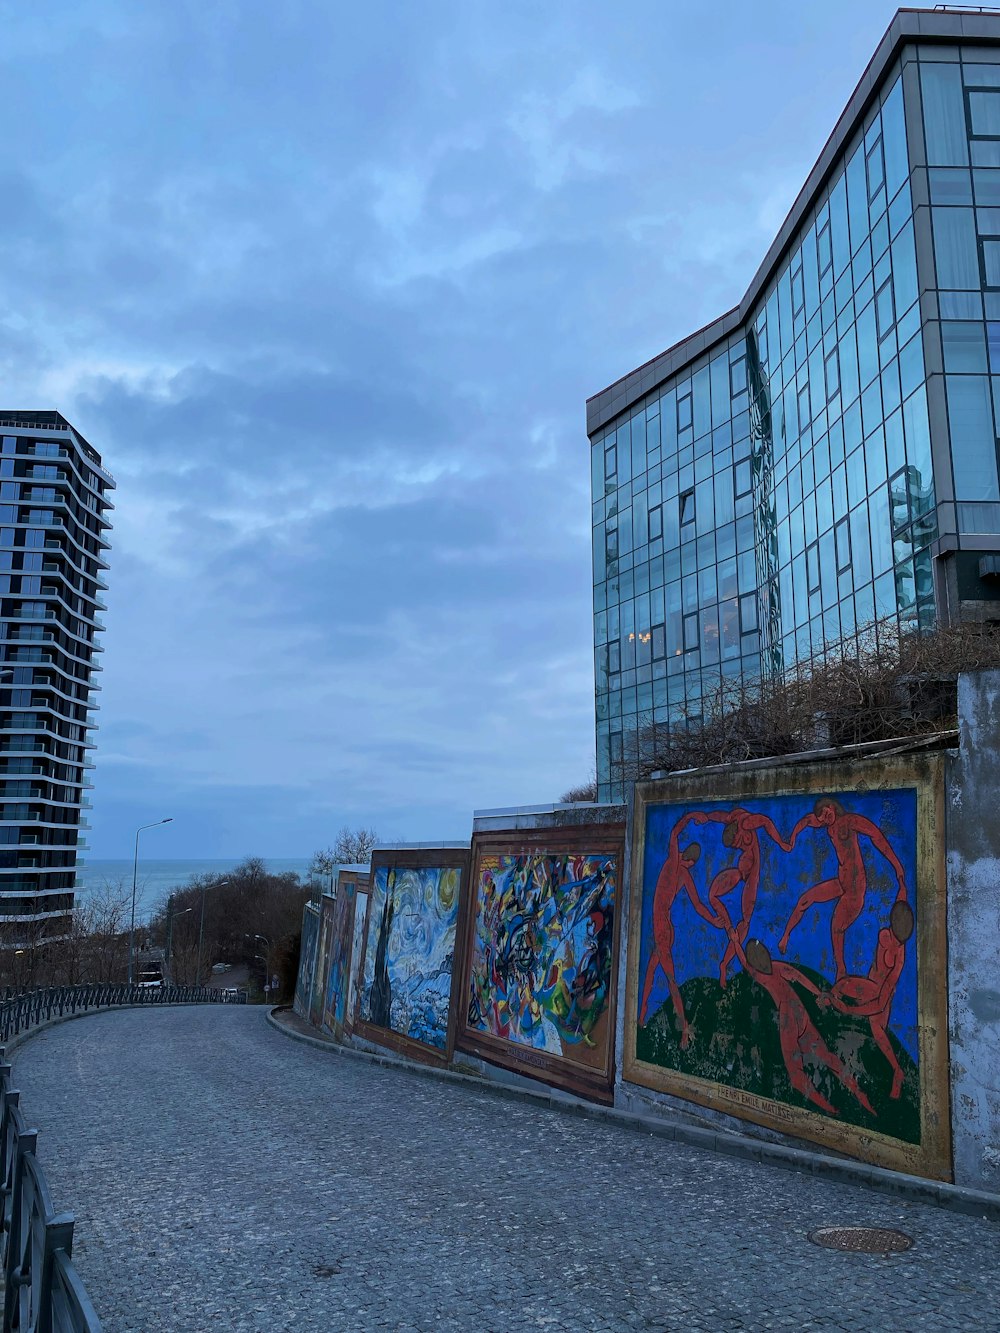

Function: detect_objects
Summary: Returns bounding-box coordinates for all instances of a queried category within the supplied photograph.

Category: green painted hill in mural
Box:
[635,968,920,1145]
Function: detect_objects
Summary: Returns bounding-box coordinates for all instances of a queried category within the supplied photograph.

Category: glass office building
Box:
[588,7,1000,799]
[0,412,113,942]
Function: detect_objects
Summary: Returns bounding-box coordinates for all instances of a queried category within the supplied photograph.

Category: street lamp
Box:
[128,818,173,986]
[165,903,193,973]
[196,878,229,988]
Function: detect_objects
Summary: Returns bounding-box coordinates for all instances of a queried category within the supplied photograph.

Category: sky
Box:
[0,0,907,858]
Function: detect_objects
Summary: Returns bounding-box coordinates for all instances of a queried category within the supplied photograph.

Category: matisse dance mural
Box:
[625,757,950,1177]
[355,850,469,1061]
[458,830,622,1099]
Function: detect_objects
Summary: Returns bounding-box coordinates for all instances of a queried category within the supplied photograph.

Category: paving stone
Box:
[10,1007,1000,1331]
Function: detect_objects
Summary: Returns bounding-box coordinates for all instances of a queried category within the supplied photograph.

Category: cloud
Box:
[0,0,903,856]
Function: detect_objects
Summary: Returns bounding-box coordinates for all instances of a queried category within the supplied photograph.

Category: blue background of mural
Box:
[641,788,919,1063]
[295,905,320,1017]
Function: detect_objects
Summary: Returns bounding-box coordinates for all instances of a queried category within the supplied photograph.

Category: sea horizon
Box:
[74,857,314,921]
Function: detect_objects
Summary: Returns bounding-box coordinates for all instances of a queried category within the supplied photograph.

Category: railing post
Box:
[3,1115,38,1327]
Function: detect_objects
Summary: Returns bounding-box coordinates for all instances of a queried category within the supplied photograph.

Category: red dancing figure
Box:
[692,809,792,988]
[730,930,876,1117]
[777,797,907,981]
[820,899,914,1100]
[639,812,716,1048]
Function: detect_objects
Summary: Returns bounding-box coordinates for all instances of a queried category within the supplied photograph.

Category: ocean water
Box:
[74,858,314,921]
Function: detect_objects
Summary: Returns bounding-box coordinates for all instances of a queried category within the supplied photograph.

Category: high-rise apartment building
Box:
[588,6,1000,799]
[0,412,113,942]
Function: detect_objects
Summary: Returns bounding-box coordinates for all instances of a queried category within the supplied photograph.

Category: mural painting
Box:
[345,886,369,1036]
[294,903,320,1020]
[457,829,623,1100]
[322,880,358,1039]
[354,849,469,1061]
[310,897,336,1029]
[624,757,950,1177]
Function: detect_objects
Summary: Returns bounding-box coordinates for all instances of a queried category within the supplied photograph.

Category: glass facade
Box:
[589,34,997,800]
[923,45,1000,540]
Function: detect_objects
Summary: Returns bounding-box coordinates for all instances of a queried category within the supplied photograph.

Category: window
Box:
[933,208,980,288]
[730,357,747,396]
[604,445,617,479]
[735,459,752,498]
[608,640,621,673]
[677,393,693,431]
[797,381,812,428]
[806,541,821,594]
[983,238,1000,287]
[683,613,699,652]
[890,468,911,534]
[835,517,852,572]
[739,593,758,634]
[647,504,663,541]
[791,266,805,316]
[609,732,623,765]
[605,525,618,561]
[0,483,17,501]
[969,89,1000,138]
[866,137,885,201]
[680,488,696,530]
[824,347,841,400]
[651,623,665,660]
[818,221,833,277]
[875,278,896,340]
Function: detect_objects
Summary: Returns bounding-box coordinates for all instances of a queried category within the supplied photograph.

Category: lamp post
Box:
[128,818,173,986]
[246,932,271,997]
[165,901,193,978]
[196,878,229,988]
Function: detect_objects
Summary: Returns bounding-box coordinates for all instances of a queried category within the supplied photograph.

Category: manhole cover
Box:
[809,1226,913,1254]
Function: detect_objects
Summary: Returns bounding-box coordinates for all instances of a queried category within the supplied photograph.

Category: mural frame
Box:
[340,870,370,1037]
[352,847,471,1066]
[623,752,951,1180]
[455,825,625,1103]
[324,870,369,1040]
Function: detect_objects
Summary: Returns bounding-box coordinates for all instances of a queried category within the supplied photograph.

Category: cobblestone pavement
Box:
[11,1007,1000,1332]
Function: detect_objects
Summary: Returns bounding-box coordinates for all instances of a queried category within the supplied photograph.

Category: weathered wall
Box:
[946,670,1000,1191]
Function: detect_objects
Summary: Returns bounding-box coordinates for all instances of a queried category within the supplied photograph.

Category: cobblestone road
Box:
[11,1007,1000,1332]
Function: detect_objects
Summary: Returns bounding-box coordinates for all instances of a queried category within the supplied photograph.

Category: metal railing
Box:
[0,982,246,1330]
[0,982,245,1047]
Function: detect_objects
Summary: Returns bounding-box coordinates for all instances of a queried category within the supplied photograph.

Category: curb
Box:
[266,1008,1000,1222]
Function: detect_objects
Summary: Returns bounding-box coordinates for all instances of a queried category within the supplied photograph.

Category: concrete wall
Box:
[946,670,1000,1191]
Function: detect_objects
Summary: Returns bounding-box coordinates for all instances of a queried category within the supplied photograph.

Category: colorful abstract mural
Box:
[457,830,623,1099]
[355,851,468,1059]
[322,881,357,1038]
[625,757,950,1177]
[294,903,320,1020]
[311,897,335,1028]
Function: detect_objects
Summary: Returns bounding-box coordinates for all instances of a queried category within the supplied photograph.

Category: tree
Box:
[309,826,380,884]
[148,857,311,990]
[559,775,598,803]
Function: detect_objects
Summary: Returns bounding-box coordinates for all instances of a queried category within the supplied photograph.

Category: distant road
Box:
[11,1008,998,1331]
